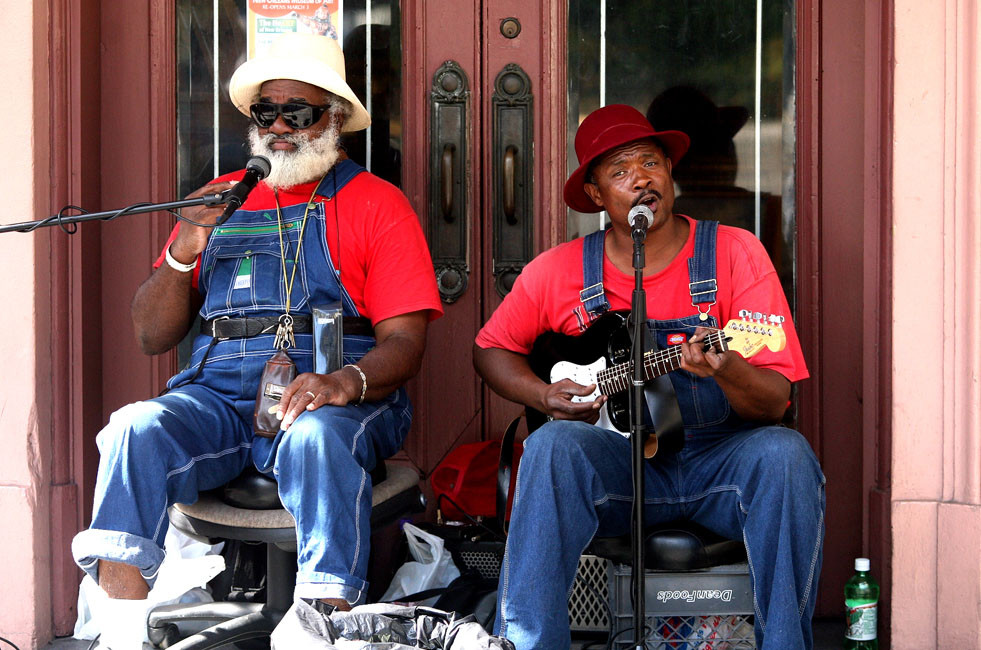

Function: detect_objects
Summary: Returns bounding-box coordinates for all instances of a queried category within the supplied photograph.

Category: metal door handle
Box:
[503,146,517,224]
[441,144,456,222]
[492,64,534,297]
[429,61,470,303]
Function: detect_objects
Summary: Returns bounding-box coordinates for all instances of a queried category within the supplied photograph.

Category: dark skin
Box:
[474,137,790,425]
[115,79,429,609]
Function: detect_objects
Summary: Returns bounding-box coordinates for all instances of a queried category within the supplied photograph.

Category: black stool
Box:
[147,462,423,649]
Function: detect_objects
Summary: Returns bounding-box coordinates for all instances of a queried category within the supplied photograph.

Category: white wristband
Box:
[165,245,198,273]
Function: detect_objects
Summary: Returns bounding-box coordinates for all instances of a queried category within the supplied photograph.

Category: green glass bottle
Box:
[844,557,880,649]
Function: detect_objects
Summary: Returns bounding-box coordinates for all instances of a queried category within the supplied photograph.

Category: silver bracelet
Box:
[344,363,367,404]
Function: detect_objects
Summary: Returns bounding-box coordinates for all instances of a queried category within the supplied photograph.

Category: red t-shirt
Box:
[155,168,443,325]
[476,215,808,382]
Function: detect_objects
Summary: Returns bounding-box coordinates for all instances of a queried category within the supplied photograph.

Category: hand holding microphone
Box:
[217,156,272,224]
[168,156,272,267]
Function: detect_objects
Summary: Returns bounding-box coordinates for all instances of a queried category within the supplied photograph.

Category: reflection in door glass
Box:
[176,0,402,201]
[567,0,796,308]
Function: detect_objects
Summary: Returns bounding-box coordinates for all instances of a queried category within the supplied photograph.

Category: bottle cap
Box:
[855,558,870,571]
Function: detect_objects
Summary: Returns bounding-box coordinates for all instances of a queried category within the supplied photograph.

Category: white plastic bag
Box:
[73,526,226,643]
[271,600,516,650]
[379,523,460,606]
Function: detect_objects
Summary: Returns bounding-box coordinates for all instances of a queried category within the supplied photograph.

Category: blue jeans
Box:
[494,421,825,649]
[71,380,411,603]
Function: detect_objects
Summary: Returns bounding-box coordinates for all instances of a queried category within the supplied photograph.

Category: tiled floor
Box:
[44,617,844,649]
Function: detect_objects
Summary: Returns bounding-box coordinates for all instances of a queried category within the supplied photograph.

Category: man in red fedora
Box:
[473,104,824,649]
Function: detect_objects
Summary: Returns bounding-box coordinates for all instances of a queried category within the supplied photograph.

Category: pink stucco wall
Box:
[0,2,53,648]
[890,0,981,647]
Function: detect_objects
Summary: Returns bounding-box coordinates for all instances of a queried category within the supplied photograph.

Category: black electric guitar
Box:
[526,311,787,457]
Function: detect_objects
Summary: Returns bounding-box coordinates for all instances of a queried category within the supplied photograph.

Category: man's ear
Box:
[583,182,605,210]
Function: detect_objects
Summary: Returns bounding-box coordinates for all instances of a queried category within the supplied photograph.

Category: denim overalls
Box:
[73,160,412,604]
[496,221,826,650]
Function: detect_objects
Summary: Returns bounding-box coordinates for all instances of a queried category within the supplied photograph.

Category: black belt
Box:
[202,314,374,340]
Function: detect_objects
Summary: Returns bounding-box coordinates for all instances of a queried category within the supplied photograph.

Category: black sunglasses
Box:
[249,102,330,129]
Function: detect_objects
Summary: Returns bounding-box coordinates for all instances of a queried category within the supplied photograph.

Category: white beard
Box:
[248,122,342,190]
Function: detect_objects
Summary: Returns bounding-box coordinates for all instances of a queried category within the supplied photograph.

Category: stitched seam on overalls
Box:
[596,493,691,507]
[346,403,390,575]
[681,484,749,514]
[203,348,313,365]
[498,471,521,636]
[153,442,255,541]
[349,403,389,455]
[349,468,369,575]
[744,526,765,632]
[798,488,825,617]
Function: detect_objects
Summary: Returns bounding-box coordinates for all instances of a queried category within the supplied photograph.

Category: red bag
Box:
[430,438,523,522]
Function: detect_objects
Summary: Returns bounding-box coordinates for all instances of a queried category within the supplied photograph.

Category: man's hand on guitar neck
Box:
[473,344,607,423]
[679,326,731,377]
[680,326,792,424]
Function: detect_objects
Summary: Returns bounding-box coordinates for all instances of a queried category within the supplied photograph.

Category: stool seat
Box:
[169,463,422,547]
[587,520,746,570]
[149,463,423,649]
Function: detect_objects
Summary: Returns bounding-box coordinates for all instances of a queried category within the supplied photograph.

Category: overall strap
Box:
[687,220,719,318]
[580,228,611,316]
[313,158,364,199]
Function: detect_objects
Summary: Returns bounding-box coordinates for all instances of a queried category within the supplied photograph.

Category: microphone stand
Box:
[0,192,228,235]
[628,222,649,649]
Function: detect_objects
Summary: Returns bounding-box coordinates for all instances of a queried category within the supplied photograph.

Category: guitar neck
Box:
[595,330,727,396]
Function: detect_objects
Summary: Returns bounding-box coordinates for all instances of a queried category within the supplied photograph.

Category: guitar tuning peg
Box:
[752,312,763,321]
[739,309,750,318]
[768,314,785,325]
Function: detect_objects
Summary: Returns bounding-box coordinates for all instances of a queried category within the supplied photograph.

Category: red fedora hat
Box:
[564,104,690,213]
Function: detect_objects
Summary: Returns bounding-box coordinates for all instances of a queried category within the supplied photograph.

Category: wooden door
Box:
[401,0,566,478]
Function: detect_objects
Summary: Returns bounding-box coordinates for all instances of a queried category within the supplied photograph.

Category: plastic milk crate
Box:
[440,531,611,632]
[609,560,756,649]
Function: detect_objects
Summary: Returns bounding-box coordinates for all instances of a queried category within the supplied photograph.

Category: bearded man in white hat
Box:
[71,33,442,647]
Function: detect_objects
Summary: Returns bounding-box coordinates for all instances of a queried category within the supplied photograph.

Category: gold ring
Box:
[305,391,316,399]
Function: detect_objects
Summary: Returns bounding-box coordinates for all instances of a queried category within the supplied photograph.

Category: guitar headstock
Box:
[721,315,788,359]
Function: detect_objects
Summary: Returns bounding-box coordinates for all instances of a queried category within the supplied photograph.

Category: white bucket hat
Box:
[228,32,371,133]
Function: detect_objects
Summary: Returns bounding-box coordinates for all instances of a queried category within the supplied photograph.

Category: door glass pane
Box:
[567,0,796,308]
[176,0,402,201]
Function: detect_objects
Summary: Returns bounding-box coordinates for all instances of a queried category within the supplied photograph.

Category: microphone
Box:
[217,156,272,224]
[628,204,654,232]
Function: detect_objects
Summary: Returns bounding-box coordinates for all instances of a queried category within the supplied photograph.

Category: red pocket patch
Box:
[667,333,687,346]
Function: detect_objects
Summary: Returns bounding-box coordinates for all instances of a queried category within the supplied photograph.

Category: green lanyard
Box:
[271,178,323,350]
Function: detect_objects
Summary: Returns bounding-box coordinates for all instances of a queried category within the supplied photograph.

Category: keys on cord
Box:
[273,313,296,350]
